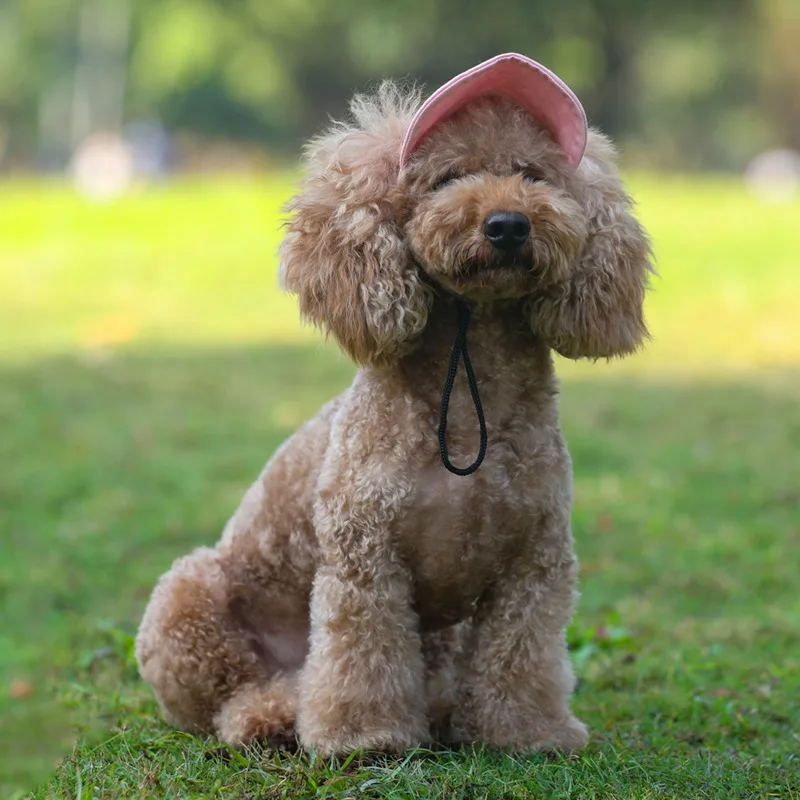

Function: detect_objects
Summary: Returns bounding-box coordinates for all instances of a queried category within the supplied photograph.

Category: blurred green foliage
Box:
[1,0,799,169]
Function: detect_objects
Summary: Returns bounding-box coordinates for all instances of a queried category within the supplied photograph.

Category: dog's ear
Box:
[529,131,653,359]
[280,83,431,367]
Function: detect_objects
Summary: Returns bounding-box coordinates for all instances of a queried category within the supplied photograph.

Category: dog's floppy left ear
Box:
[280,84,431,367]
[528,131,653,359]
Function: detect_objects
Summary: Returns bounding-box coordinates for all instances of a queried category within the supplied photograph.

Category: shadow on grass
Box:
[1,342,798,794]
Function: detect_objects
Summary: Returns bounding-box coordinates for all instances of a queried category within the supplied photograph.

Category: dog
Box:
[136,53,652,755]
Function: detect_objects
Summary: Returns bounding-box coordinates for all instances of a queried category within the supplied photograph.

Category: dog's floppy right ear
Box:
[280,83,431,367]
[528,131,653,359]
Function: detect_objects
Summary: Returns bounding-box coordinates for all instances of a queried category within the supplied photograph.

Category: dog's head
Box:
[403,99,588,302]
[282,75,651,366]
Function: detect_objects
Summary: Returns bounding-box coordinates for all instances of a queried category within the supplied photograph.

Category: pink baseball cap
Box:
[400,53,588,168]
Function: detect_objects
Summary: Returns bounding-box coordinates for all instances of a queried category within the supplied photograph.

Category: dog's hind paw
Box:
[213,680,298,748]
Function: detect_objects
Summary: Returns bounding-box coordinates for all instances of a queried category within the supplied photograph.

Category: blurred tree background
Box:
[1,0,798,173]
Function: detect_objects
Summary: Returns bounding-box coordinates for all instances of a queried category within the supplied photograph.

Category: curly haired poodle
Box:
[136,54,652,755]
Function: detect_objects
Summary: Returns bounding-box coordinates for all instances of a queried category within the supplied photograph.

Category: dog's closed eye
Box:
[521,169,544,184]
[431,170,464,191]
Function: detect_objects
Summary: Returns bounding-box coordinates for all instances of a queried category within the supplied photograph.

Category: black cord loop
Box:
[438,299,488,476]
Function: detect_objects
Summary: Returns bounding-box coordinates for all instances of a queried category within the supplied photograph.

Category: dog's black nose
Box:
[483,211,531,251]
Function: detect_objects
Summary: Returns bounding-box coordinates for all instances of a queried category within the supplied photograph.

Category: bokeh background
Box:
[2,0,800,173]
[2,0,799,796]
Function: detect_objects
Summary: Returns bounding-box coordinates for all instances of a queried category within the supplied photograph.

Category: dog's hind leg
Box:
[136,546,308,746]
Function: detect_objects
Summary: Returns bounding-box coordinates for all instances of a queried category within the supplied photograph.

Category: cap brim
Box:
[400,53,587,168]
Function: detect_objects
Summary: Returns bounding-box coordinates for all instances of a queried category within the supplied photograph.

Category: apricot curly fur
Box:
[136,80,652,755]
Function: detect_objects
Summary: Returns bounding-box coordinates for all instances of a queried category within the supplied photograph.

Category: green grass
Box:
[1,176,799,799]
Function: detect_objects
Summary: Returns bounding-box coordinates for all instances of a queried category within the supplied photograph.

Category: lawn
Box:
[1,175,799,799]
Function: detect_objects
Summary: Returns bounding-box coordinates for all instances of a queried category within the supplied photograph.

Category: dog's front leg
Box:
[453,509,588,752]
[296,501,428,755]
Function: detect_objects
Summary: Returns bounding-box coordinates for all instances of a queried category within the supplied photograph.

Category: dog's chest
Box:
[396,456,530,631]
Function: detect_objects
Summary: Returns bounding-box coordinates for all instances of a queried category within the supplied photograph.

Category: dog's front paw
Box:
[453,712,588,753]
[496,715,588,753]
[298,722,428,756]
[534,715,589,752]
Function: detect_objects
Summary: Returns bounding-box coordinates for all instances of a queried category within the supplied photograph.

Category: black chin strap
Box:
[438,299,488,476]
